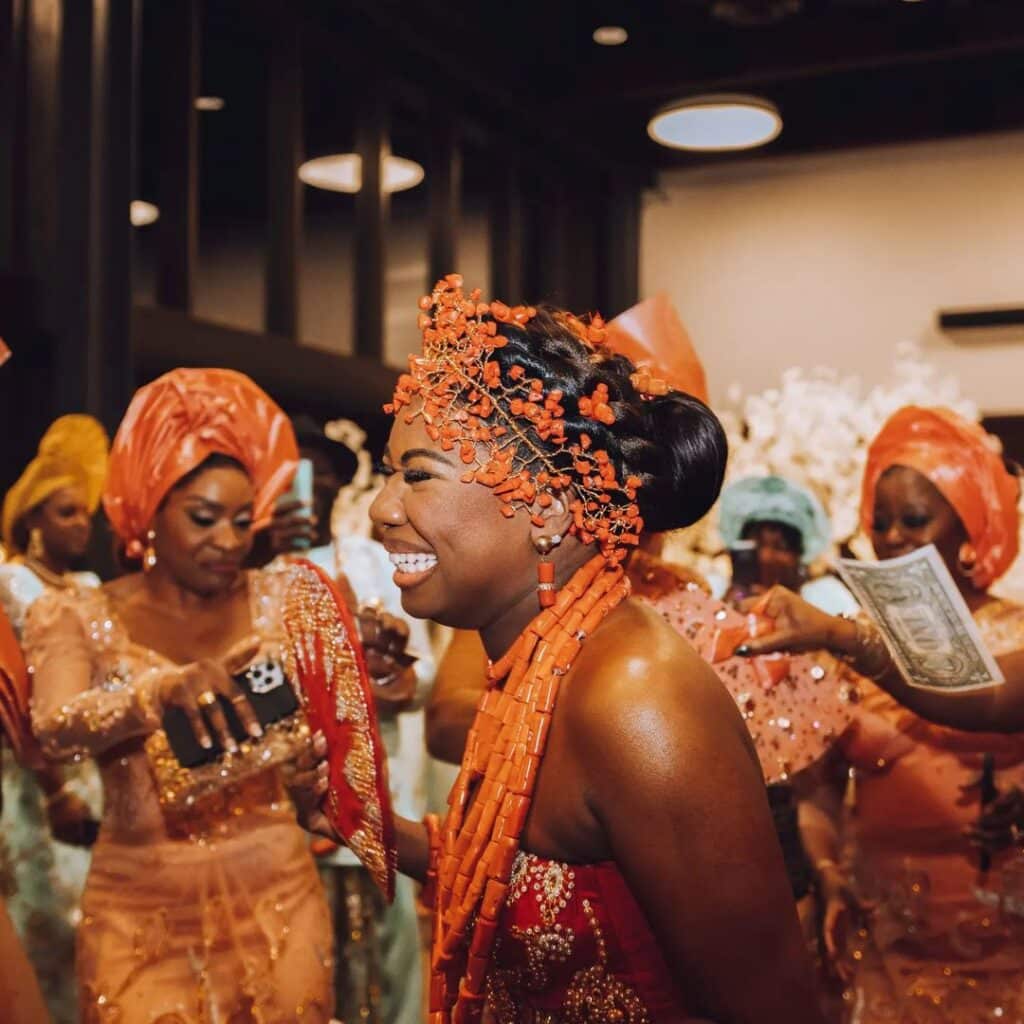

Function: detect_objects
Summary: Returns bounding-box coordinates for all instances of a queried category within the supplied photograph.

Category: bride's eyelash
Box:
[373,461,433,484]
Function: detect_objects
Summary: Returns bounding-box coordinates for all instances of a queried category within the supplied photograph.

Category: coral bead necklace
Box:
[424,554,631,1023]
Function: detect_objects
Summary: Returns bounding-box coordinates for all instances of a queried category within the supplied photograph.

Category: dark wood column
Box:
[354,89,389,361]
[265,1,303,339]
[489,160,523,303]
[0,0,28,273]
[427,122,461,286]
[156,0,199,311]
[90,0,137,428]
[602,180,640,317]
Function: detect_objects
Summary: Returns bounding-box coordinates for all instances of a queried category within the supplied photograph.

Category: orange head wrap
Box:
[860,406,1021,589]
[605,292,709,404]
[103,368,298,555]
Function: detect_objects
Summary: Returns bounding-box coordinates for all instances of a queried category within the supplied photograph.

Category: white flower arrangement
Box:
[325,418,385,542]
[662,342,983,581]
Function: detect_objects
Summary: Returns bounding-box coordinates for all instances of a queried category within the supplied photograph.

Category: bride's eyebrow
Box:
[400,448,456,468]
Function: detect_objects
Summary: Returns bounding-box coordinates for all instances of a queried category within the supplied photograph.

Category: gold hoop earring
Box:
[143,529,157,573]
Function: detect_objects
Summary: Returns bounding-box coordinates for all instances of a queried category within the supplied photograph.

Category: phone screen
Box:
[281,458,314,550]
[728,540,760,593]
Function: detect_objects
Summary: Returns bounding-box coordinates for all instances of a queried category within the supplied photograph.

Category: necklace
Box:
[426,554,631,1022]
[21,556,75,591]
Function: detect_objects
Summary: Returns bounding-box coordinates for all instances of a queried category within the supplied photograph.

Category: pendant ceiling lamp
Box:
[648,94,782,152]
[298,154,424,194]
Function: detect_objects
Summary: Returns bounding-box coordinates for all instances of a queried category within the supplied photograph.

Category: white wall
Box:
[642,131,1024,414]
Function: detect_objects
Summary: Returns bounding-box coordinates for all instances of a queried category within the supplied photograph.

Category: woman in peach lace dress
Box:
[25,370,334,1024]
[739,406,1024,1022]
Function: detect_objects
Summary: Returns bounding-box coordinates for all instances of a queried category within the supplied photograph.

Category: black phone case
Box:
[161,661,299,768]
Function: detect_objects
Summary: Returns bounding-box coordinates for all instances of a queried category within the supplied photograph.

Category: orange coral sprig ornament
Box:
[386,274,644,562]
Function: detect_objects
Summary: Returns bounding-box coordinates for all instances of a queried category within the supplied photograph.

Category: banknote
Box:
[836,544,1004,692]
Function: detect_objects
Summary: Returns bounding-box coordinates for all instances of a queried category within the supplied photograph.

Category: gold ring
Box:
[197,690,218,708]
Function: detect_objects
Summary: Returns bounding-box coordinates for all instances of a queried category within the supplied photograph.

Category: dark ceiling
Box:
[138,0,1024,220]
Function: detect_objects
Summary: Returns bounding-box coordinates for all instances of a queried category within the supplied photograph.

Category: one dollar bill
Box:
[836,544,1004,692]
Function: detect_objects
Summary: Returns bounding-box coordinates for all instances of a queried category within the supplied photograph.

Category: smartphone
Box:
[280,457,314,550]
[728,540,760,598]
[162,660,299,768]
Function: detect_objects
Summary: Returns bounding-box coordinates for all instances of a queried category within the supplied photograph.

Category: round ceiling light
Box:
[195,96,226,111]
[298,154,425,194]
[130,200,159,227]
[648,94,782,152]
[592,25,628,46]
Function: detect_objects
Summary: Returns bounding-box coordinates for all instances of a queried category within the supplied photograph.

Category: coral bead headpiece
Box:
[386,275,644,562]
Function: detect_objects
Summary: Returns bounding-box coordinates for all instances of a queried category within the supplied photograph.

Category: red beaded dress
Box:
[485,852,688,1022]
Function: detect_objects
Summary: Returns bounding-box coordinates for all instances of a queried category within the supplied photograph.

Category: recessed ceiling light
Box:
[297,154,425,194]
[130,200,159,227]
[195,96,226,112]
[592,25,628,46]
[648,94,782,152]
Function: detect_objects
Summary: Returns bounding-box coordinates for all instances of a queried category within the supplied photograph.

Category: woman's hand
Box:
[44,788,100,847]
[155,636,263,752]
[357,605,418,708]
[284,730,340,842]
[735,586,855,658]
[964,782,1024,856]
[268,499,318,555]
[816,862,868,984]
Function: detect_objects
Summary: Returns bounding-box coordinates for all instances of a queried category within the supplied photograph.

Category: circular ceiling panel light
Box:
[130,200,159,227]
[195,96,226,111]
[648,94,782,152]
[298,154,425,194]
[592,25,628,46]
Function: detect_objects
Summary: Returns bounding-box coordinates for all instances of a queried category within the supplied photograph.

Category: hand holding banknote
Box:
[835,545,1003,693]
[734,587,856,658]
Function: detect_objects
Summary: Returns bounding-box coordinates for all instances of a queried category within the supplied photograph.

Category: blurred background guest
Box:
[0,414,108,1022]
[717,474,858,614]
[0,595,50,1024]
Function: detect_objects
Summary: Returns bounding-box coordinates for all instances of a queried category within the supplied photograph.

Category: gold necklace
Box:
[21,556,76,591]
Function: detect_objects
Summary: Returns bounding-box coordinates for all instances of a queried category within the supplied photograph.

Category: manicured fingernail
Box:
[200,736,213,749]
[249,724,263,739]
[226,740,239,754]
[314,733,327,753]
[735,644,752,657]
[316,776,328,791]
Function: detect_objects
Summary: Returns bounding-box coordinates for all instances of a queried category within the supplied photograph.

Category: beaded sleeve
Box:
[24,590,163,760]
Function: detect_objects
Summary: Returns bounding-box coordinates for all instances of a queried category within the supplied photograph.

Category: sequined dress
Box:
[23,567,334,1024]
[839,599,1024,1023]
[485,851,687,1023]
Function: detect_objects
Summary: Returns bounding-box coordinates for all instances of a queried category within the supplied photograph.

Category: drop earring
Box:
[957,542,977,579]
[534,533,562,609]
[143,529,157,572]
[28,527,45,561]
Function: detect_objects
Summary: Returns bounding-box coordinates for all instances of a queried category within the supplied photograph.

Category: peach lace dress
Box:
[840,599,1024,1023]
[24,567,333,1024]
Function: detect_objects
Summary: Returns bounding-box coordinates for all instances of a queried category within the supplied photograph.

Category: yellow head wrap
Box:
[2,415,110,552]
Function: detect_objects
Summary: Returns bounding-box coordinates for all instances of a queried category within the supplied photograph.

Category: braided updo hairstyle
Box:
[487,308,727,533]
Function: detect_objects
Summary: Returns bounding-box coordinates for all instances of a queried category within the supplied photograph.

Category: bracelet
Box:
[839,613,890,680]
